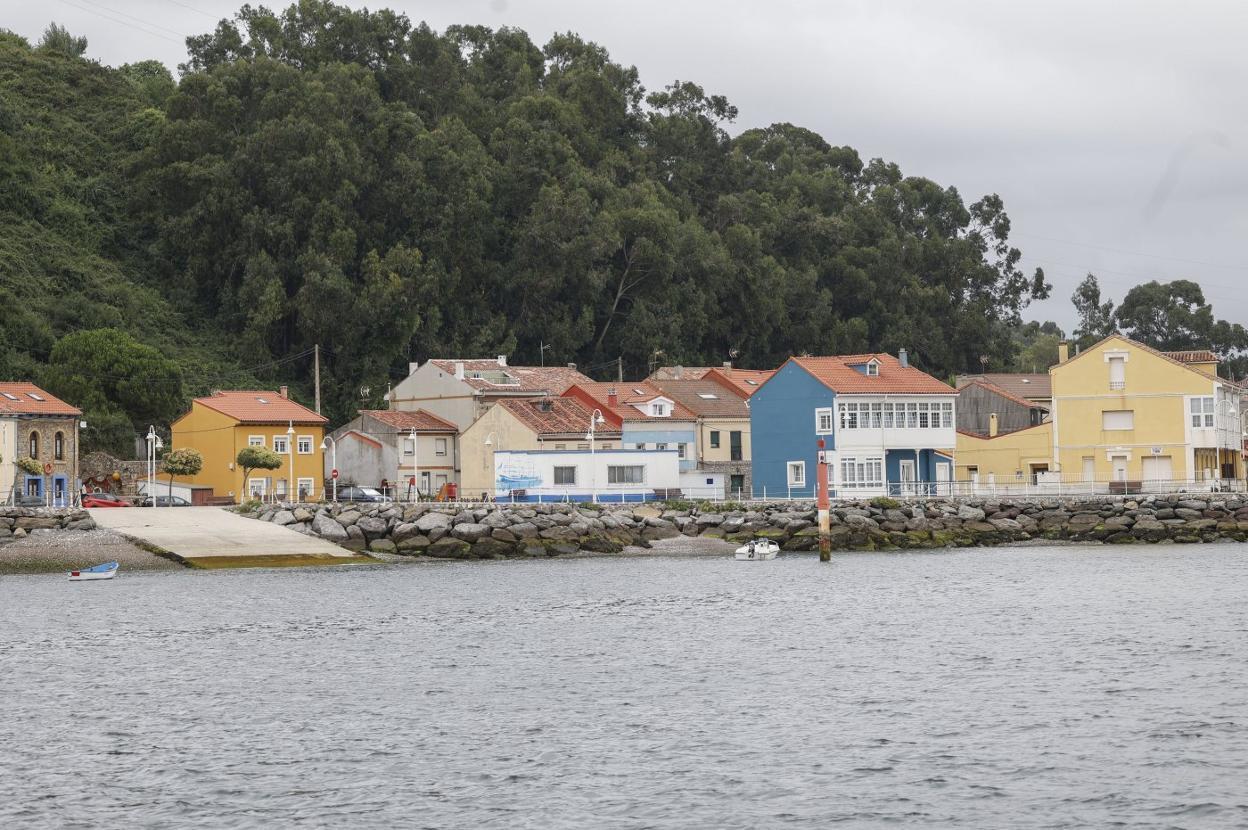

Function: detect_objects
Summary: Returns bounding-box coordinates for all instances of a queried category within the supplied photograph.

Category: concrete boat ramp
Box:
[89,506,372,569]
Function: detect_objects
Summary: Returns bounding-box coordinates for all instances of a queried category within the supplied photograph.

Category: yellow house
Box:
[171,388,327,502]
[1050,336,1243,489]
[956,422,1054,490]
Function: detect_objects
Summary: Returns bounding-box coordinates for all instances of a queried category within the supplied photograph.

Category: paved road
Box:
[89,506,357,563]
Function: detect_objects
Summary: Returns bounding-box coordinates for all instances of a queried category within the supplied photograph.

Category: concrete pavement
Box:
[89,506,369,568]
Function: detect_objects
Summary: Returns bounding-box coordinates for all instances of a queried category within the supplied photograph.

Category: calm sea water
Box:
[3,543,1248,829]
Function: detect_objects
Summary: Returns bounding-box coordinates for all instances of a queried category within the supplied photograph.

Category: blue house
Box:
[749,352,957,499]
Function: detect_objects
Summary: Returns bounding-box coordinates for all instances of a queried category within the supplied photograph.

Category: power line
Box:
[55,0,185,44]
[1018,232,1248,272]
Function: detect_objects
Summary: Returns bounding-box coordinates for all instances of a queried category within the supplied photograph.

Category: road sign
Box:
[331,468,339,479]
[408,476,416,486]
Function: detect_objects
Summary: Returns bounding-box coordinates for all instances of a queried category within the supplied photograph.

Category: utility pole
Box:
[617,356,624,383]
[314,344,321,415]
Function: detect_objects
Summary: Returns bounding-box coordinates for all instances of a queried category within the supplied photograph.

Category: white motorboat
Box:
[67,561,119,581]
[734,539,780,560]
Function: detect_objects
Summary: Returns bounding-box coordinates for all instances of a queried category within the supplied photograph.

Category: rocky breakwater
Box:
[242,493,1248,558]
[0,507,96,545]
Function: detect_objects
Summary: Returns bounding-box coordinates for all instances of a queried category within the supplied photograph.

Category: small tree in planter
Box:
[15,456,44,503]
[236,446,284,502]
[160,448,203,503]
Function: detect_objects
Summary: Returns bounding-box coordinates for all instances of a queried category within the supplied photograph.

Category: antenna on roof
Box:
[539,341,551,367]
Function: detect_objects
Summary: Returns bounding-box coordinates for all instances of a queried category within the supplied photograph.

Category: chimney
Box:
[722,361,733,375]
[1058,341,1070,364]
[898,348,909,368]
[278,385,288,399]
[607,387,618,407]
[454,361,465,380]
[989,412,999,437]
[497,355,507,367]
[567,363,577,371]
[674,365,683,380]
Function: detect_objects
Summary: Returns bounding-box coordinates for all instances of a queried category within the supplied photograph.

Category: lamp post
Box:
[321,435,338,502]
[286,421,295,503]
[484,431,497,502]
[1216,397,1239,486]
[409,427,419,502]
[145,426,162,506]
[586,408,606,502]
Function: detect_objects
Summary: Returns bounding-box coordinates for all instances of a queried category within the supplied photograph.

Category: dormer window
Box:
[652,403,667,417]
[865,362,880,377]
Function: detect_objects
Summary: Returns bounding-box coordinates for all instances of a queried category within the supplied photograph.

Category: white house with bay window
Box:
[751,352,958,499]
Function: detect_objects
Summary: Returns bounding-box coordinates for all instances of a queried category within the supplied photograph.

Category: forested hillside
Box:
[8,2,1240,453]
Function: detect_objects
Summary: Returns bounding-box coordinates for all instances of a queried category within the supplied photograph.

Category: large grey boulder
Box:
[451,523,491,542]
[312,512,349,542]
[415,511,454,532]
[356,515,388,537]
[391,522,419,543]
[271,510,296,526]
[956,505,986,522]
[336,509,362,526]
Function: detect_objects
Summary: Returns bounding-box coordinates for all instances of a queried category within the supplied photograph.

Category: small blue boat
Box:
[67,561,119,581]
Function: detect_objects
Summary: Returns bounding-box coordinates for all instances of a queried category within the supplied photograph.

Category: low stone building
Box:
[0,382,83,506]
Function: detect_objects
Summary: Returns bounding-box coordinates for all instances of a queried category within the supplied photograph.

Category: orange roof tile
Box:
[362,409,458,432]
[1163,350,1218,364]
[499,397,623,437]
[193,390,327,425]
[648,378,749,418]
[788,354,955,395]
[702,368,776,397]
[563,382,698,421]
[0,382,82,416]
[954,373,1052,400]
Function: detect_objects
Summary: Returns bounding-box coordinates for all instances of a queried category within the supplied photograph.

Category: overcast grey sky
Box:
[13,0,1248,330]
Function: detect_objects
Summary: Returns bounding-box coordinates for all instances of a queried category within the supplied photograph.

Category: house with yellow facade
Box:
[1050,336,1243,489]
[170,387,327,502]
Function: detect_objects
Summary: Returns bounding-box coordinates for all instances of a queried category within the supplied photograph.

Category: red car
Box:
[82,493,131,508]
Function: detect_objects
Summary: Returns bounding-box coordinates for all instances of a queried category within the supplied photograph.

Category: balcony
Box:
[1109,381,1125,391]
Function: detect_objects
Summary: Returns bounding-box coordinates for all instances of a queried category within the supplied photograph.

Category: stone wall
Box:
[241,493,1248,559]
[0,508,96,544]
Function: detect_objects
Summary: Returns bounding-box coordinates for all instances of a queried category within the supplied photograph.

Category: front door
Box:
[730,474,745,498]
[1111,456,1128,482]
[935,462,951,495]
[898,459,917,495]
[53,476,67,507]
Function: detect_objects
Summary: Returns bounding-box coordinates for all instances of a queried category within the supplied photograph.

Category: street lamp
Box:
[586,408,606,502]
[145,426,162,506]
[409,427,419,502]
[286,421,295,503]
[483,431,497,502]
[321,435,338,502]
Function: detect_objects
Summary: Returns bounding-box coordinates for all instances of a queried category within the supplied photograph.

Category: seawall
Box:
[0,508,96,543]
[241,494,1248,559]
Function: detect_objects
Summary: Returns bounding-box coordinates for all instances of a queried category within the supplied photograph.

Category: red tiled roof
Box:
[500,397,623,437]
[649,366,713,381]
[0,382,81,416]
[192,390,327,424]
[648,378,749,418]
[703,368,776,397]
[789,355,955,395]
[956,378,1047,411]
[954,373,1052,400]
[1065,336,1244,390]
[362,409,458,432]
[427,360,591,394]
[1163,350,1218,364]
[563,381,698,421]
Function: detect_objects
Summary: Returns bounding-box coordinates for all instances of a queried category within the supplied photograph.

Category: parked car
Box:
[82,492,131,508]
[139,495,191,507]
[336,486,387,503]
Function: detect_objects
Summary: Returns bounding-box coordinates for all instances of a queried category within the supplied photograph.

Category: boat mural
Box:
[495,460,543,494]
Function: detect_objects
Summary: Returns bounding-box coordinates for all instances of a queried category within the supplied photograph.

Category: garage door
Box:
[1141,456,1173,489]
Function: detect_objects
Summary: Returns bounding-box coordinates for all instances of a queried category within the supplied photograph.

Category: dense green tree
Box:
[1071,274,1117,349]
[37,23,87,58]
[40,329,183,455]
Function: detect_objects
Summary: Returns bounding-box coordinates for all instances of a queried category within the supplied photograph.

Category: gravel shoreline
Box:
[0,529,185,575]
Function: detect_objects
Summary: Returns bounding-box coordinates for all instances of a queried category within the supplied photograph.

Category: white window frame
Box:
[1102,410,1135,431]
[787,461,806,487]
[403,437,416,455]
[296,477,314,499]
[651,403,667,417]
[1105,351,1128,391]
[940,401,953,428]
[677,443,687,459]
[815,407,834,434]
[248,477,270,497]
[865,361,879,376]
[840,456,884,489]
[272,436,289,454]
[248,435,265,447]
[607,465,645,485]
[1191,397,1215,428]
[435,437,448,456]
[297,435,313,454]
[553,465,577,485]
[882,402,895,429]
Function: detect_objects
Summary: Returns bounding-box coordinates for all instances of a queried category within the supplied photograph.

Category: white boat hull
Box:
[68,562,119,581]
[734,541,780,560]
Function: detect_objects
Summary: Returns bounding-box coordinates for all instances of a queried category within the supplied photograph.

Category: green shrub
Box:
[870,496,901,509]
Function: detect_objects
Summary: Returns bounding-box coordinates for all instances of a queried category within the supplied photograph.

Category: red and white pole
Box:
[817,438,831,562]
